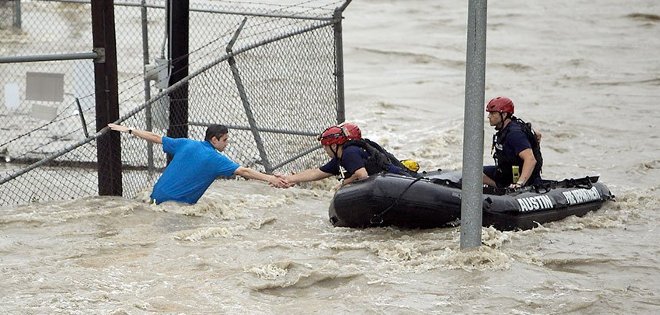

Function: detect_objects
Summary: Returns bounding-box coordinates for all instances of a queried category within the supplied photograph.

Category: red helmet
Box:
[486,96,514,114]
[318,125,348,146]
[338,122,362,140]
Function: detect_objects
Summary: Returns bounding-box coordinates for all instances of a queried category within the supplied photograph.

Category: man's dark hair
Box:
[205,124,229,141]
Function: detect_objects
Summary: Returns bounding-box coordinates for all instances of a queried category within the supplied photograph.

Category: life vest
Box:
[343,139,415,177]
[491,117,543,185]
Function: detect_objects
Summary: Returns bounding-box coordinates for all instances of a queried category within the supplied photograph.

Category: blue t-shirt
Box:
[319,146,368,178]
[151,137,240,204]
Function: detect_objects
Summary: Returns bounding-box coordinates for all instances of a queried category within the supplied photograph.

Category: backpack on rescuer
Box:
[343,139,417,177]
[514,117,542,169]
[493,116,543,176]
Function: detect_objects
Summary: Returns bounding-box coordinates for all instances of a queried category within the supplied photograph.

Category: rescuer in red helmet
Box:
[282,122,415,187]
[483,96,543,189]
[338,122,362,140]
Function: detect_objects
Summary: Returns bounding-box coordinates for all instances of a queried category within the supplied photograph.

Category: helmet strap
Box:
[495,112,505,130]
[495,112,512,130]
[330,144,340,159]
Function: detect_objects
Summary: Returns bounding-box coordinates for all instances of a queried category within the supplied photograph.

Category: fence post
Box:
[460,0,487,249]
[91,0,122,196]
[13,0,21,29]
[333,7,346,124]
[167,0,189,148]
[226,18,273,172]
[140,0,154,175]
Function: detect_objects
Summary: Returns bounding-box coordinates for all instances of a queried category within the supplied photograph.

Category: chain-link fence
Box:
[0,0,350,208]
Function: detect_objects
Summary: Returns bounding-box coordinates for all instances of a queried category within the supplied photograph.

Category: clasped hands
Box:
[269,174,294,188]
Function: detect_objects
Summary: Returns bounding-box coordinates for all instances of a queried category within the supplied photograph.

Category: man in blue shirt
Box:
[108,123,287,204]
[483,96,543,189]
[283,123,412,187]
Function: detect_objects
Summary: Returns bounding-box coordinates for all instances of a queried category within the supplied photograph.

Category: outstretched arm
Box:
[108,123,162,144]
[234,166,288,188]
[284,168,333,185]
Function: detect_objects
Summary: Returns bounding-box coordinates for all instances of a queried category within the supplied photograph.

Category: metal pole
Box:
[75,98,90,138]
[91,0,122,196]
[228,60,273,172]
[13,0,22,29]
[166,0,189,148]
[460,0,487,249]
[333,6,346,124]
[226,18,273,173]
[0,52,98,64]
[140,0,154,175]
[161,0,169,59]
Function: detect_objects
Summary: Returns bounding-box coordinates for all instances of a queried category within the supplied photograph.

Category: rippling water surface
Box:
[2,0,660,313]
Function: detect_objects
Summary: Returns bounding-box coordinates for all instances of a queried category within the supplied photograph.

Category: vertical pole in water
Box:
[91,0,122,196]
[167,0,189,159]
[461,0,487,249]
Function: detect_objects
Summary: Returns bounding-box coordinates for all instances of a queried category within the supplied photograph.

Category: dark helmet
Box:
[338,122,362,140]
[486,96,515,114]
[318,125,348,146]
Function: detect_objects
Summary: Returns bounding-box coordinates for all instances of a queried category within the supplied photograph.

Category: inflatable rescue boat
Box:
[328,171,614,231]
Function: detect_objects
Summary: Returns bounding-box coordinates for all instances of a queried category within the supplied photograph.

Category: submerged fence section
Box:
[0,0,350,207]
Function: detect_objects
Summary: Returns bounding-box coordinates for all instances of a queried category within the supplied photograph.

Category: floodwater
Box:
[2,0,660,313]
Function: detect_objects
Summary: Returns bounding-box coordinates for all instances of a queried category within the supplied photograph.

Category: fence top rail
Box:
[39,0,342,21]
[188,121,319,137]
[0,51,99,64]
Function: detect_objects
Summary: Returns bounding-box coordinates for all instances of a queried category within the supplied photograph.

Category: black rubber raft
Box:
[329,171,615,231]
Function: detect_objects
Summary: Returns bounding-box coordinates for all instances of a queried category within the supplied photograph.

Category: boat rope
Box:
[504,176,596,195]
[538,176,595,190]
[370,176,424,225]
